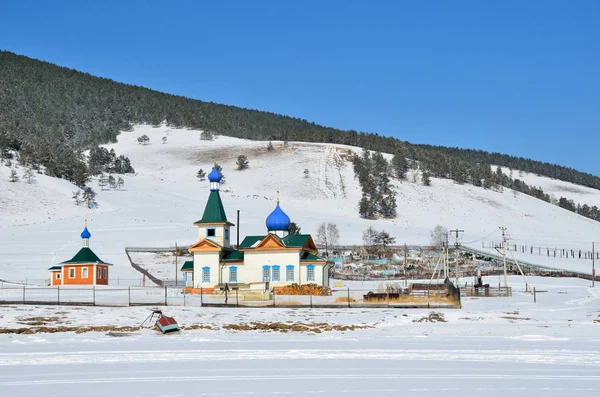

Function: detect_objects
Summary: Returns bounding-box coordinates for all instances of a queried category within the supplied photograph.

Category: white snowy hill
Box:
[1,124,600,282]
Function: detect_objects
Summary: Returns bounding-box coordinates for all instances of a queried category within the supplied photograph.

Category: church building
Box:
[48,223,112,286]
[182,164,329,292]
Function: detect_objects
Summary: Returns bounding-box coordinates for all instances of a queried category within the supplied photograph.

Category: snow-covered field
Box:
[1,276,599,396]
[1,124,600,283]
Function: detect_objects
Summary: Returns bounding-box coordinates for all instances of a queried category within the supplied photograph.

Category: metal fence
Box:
[0,285,461,309]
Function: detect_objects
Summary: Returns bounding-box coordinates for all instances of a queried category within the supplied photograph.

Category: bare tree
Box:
[362,226,378,249]
[316,222,339,255]
[430,225,448,249]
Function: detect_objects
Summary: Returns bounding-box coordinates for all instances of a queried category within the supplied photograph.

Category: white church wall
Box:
[197,224,230,247]
[192,252,220,288]
[240,250,300,286]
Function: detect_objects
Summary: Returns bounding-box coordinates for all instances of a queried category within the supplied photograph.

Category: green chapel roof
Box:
[180,260,194,272]
[238,235,267,249]
[300,252,325,262]
[222,249,244,261]
[282,234,311,248]
[60,247,111,265]
[194,190,234,225]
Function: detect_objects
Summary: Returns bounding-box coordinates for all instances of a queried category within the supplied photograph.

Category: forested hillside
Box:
[1,50,599,220]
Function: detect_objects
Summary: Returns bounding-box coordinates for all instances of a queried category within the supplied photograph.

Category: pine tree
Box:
[392,149,408,179]
[289,222,301,235]
[72,190,82,205]
[303,168,309,178]
[422,171,431,186]
[236,155,249,170]
[197,168,206,181]
[82,188,97,208]
[9,168,18,182]
[117,177,124,190]
[108,175,116,188]
[23,167,34,184]
[99,176,108,190]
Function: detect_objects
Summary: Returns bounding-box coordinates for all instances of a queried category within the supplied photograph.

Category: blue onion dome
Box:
[208,166,222,182]
[266,203,291,231]
[81,227,91,239]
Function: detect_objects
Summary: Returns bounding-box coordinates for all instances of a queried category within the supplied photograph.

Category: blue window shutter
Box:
[272,265,280,281]
[202,266,211,283]
[229,266,238,283]
[307,265,315,282]
[262,265,270,282]
[286,265,294,281]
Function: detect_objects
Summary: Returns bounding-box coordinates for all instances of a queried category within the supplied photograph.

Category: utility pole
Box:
[175,241,178,286]
[593,241,596,288]
[450,229,464,285]
[404,243,408,287]
[499,227,508,287]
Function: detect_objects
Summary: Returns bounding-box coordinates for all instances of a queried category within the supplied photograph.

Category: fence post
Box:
[236,288,239,307]
[22,285,25,304]
[57,286,60,305]
[347,287,351,308]
[387,291,390,307]
[93,286,96,306]
[128,286,131,306]
[273,290,276,308]
[164,286,167,306]
[310,291,313,308]
[533,287,536,303]
[200,287,203,307]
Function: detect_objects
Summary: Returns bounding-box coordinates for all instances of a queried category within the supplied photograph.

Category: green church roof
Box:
[194,190,234,225]
[180,260,193,272]
[222,249,244,261]
[282,234,311,248]
[60,247,111,265]
[300,252,325,262]
[238,235,266,249]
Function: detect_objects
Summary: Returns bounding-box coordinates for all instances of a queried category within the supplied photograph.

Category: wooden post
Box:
[236,288,239,307]
[310,291,313,308]
[22,285,25,304]
[347,287,351,308]
[533,287,536,303]
[200,287,203,306]
[57,286,60,305]
[593,242,595,288]
[128,286,131,306]
[164,286,167,306]
[93,286,96,306]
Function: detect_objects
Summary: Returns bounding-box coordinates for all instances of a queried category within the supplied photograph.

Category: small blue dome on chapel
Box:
[266,203,291,231]
[81,227,91,239]
[208,166,222,183]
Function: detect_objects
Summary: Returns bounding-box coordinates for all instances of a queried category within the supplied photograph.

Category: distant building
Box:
[182,164,330,292]
[48,223,111,286]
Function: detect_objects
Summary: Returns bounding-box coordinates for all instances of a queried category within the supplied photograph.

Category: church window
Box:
[262,266,270,282]
[82,267,88,278]
[97,267,102,279]
[229,266,238,283]
[69,268,75,278]
[103,268,108,279]
[202,267,210,283]
[56,273,61,279]
[225,229,229,240]
[206,228,216,237]
[286,265,294,281]
[307,265,315,282]
[272,266,280,282]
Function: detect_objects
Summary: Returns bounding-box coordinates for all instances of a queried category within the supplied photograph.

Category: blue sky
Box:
[2,0,599,174]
